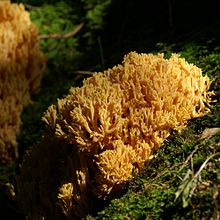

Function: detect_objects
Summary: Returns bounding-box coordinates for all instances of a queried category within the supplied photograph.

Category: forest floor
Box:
[1,1,220,219]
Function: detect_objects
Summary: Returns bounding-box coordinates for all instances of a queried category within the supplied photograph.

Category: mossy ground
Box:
[85,40,220,219]
[87,113,220,219]
[1,1,220,219]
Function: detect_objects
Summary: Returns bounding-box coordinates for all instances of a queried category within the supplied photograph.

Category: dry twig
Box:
[24,4,40,10]
[39,22,84,40]
[175,152,220,207]
[179,144,200,172]
[74,70,94,76]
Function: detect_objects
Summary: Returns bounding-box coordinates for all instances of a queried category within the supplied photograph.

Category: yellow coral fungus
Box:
[16,52,212,219]
[0,2,45,164]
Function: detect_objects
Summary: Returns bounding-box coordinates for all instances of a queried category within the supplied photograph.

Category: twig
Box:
[143,163,178,188]
[74,70,94,76]
[39,22,84,40]
[98,37,105,70]
[194,152,220,179]
[174,152,220,207]
[24,4,40,10]
[168,0,173,28]
[179,144,200,172]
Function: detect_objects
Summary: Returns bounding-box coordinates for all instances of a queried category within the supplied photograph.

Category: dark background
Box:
[101,0,220,63]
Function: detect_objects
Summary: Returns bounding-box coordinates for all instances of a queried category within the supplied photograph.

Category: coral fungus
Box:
[16,52,213,219]
[0,2,45,164]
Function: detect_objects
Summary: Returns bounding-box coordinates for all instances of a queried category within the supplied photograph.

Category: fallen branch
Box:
[24,4,40,10]
[74,70,94,76]
[39,22,84,40]
[179,144,200,172]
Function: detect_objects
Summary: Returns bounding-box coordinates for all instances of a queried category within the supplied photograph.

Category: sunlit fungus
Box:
[16,52,213,219]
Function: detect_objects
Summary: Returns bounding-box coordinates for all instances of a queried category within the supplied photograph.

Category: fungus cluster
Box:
[0,2,45,164]
[16,52,213,219]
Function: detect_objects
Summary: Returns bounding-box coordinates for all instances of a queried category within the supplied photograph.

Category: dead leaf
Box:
[197,180,212,190]
[199,128,220,140]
